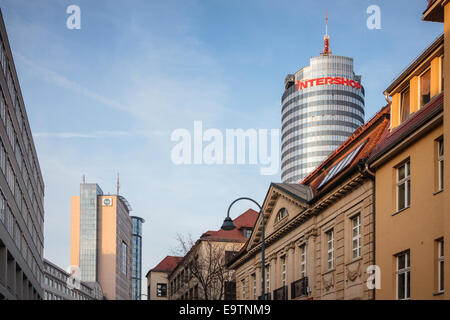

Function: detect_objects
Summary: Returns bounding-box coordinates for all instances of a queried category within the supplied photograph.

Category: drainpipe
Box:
[358,160,376,300]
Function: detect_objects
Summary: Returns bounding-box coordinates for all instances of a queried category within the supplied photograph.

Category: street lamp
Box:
[221,197,266,300]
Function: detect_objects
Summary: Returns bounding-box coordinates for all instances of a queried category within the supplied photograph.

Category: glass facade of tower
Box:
[79,183,103,282]
[131,216,144,300]
[281,55,365,183]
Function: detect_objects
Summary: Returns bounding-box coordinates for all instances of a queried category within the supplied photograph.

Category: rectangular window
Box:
[252,273,256,299]
[0,189,5,225]
[438,139,444,191]
[266,265,270,294]
[281,255,286,287]
[327,229,334,270]
[352,214,361,259]
[121,241,127,275]
[157,283,167,297]
[438,239,444,293]
[396,251,411,300]
[400,88,410,123]
[241,279,246,299]
[397,161,411,211]
[300,244,306,278]
[420,69,431,107]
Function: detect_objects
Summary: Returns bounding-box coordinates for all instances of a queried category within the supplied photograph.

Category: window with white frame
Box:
[351,214,361,259]
[396,251,410,300]
[438,139,444,191]
[438,239,444,293]
[241,279,246,299]
[397,161,410,211]
[300,244,306,278]
[281,255,286,287]
[326,229,334,270]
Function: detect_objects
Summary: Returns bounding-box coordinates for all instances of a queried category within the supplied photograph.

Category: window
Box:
[241,279,246,299]
[300,244,306,278]
[265,265,270,293]
[351,214,361,259]
[157,283,167,297]
[420,68,431,107]
[396,251,410,300]
[242,228,252,238]
[397,161,411,211]
[121,242,127,275]
[400,87,410,123]
[281,255,286,287]
[252,274,257,299]
[275,208,288,222]
[438,139,444,191]
[326,229,334,270]
[438,239,444,293]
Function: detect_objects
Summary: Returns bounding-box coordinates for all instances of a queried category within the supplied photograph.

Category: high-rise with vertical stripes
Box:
[281,20,365,183]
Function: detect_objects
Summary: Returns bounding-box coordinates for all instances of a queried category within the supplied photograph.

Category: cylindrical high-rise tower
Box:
[281,18,365,183]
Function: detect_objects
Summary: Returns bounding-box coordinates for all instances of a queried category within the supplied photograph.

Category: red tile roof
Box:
[301,105,390,194]
[149,256,183,273]
[200,209,258,242]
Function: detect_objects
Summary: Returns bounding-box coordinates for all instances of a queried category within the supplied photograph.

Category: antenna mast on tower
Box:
[322,11,331,55]
[117,173,120,196]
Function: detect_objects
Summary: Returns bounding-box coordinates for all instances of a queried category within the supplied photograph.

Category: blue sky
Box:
[0,0,443,293]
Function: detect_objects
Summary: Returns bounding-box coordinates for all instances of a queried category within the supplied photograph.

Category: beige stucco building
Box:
[169,209,257,300]
[228,107,390,300]
[146,256,182,300]
[70,182,133,300]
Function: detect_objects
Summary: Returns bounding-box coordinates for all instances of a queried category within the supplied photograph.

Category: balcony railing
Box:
[273,285,288,300]
[291,276,308,299]
[258,293,271,300]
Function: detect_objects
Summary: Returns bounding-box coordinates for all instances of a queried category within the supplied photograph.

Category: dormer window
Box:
[275,208,288,222]
[400,87,410,123]
[420,68,431,107]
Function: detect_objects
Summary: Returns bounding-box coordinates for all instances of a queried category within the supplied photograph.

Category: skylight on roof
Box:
[317,141,367,189]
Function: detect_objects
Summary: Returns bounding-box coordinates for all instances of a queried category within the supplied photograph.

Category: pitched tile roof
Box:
[301,104,390,195]
[149,256,183,274]
[200,209,258,242]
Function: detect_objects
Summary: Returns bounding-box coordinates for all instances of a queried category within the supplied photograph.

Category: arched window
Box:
[276,208,288,222]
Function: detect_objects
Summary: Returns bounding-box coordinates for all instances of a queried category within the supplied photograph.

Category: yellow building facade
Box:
[367,0,448,300]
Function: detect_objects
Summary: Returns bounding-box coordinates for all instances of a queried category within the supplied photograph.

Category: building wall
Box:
[43,259,103,300]
[375,123,444,300]
[148,271,169,300]
[170,240,244,300]
[0,9,45,300]
[442,1,450,302]
[234,178,374,300]
[70,192,132,300]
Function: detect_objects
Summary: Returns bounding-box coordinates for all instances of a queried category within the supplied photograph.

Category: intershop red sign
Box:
[297,77,362,91]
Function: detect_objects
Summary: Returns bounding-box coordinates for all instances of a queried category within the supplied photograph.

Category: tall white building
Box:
[281,21,365,183]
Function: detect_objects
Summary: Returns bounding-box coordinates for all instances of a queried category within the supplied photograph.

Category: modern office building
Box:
[131,216,144,300]
[0,9,45,300]
[43,259,103,300]
[281,19,365,183]
[70,182,133,300]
